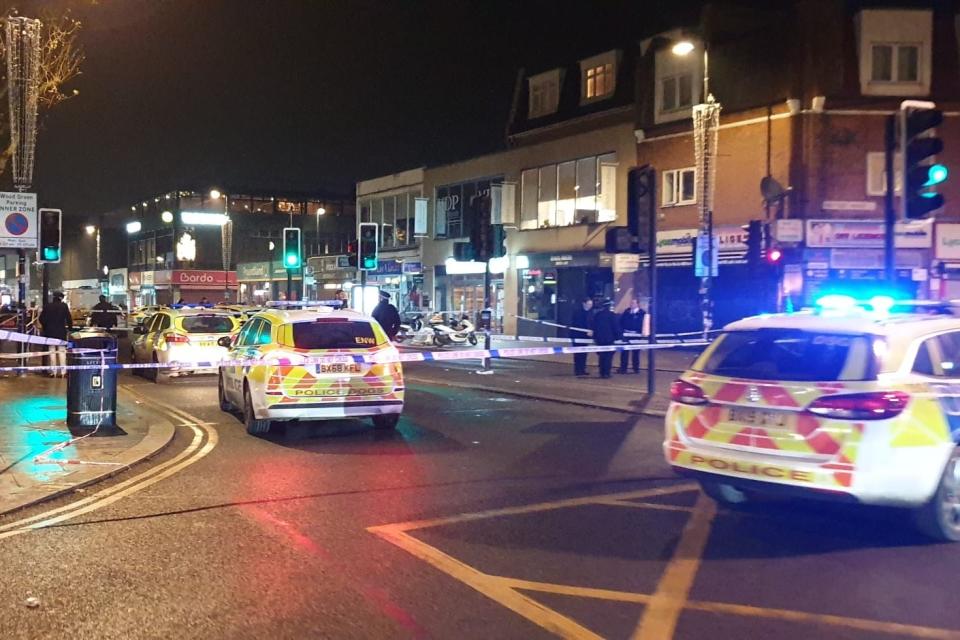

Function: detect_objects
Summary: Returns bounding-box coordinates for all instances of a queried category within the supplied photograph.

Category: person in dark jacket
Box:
[40,291,72,377]
[592,299,621,379]
[372,291,402,340]
[570,297,593,376]
[618,298,646,374]
[90,295,118,329]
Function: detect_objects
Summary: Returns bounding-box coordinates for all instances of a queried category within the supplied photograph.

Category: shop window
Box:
[382,195,395,248]
[521,153,617,230]
[520,268,557,322]
[662,168,696,206]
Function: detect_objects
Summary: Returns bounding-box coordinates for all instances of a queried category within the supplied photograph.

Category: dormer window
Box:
[857,9,931,96]
[528,69,560,119]
[579,51,618,103]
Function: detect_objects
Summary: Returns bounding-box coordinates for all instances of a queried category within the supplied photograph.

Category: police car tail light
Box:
[806,391,909,421]
[670,379,708,405]
[164,333,189,344]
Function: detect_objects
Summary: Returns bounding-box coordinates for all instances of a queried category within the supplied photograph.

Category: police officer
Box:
[591,299,621,379]
[618,298,646,374]
[570,296,593,376]
[39,291,72,377]
[372,291,402,341]
[91,295,118,330]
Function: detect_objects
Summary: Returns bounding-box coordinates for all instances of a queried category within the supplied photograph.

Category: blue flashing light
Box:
[868,295,895,317]
[815,294,856,311]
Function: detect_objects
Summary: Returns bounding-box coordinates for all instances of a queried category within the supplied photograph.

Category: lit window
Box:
[519,153,618,230]
[871,43,919,83]
[662,168,696,207]
[584,63,614,99]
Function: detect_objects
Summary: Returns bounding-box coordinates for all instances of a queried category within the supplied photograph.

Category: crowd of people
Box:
[571,296,647,379]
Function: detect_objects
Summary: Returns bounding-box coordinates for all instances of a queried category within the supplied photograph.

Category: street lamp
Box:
[85,224,95,236]
[161,210,174,223]
[315,205,326,235]
[87,224,102,281]
[209,189,221,200]
[672,38,720,339]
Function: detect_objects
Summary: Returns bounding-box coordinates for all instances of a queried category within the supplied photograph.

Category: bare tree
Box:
[0,10,83,177]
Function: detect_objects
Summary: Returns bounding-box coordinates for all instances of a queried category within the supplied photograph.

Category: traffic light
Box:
[746,220,763,267]
[627,165,655,253]
[358,222,378,270]
[282,227,301,269]
[899,102,947,219]
[765,247,783,264]
[38,208,62,264]
[346,240,358,267]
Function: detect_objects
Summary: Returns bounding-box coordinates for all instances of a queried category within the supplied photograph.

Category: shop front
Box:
[514,252,611,337]
[236,262,306,303]
[803,219,933,303]
[171,269,238,304]
[932,223,960,299]
[107,268,129,309]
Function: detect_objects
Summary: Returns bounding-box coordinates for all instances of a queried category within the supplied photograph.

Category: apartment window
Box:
[662,168,696,206]
[584,63,614,99]
[871,43,919,83]
[528,69,560,118]
[661,73,693,112]
[435,178,499,239]
[866,151,903,196]
[520,152,618,230]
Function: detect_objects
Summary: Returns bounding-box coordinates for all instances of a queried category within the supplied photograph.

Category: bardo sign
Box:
[172,270,238,290]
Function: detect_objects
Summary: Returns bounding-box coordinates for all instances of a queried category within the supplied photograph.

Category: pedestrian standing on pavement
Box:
[617,298,646,374]
[90,295,118,330]
[39,291,72,377]
[570,297,593,376]
[334,289,349,310]
[592,299,621,379]
[372,291,402,341]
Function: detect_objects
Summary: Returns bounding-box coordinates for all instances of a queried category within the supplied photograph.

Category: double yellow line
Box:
[0,387,218,540]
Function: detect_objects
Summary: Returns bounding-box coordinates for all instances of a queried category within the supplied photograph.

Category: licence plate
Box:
[727,407,790,429]
[199,341,215,347]
[318,363,361,374]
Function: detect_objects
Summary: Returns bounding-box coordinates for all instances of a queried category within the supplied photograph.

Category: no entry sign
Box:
[0,192,36,248]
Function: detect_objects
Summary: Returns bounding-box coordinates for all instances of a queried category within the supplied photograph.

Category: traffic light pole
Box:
[647,175,658,397]
[884,114,896,283]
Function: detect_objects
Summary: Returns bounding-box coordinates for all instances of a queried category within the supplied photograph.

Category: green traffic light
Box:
[285,253,299,267]
[926,163,949,187]
[42,247,59,261]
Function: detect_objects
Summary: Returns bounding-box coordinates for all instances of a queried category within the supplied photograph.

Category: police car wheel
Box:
[372,414,399,430]
[914,448,960,542]
[152,355,169,384]
[218,374,233,412]
[700,480,750,506]
[243,385,271,435]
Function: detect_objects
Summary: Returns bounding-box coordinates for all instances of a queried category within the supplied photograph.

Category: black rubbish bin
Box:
[66,329,123,435]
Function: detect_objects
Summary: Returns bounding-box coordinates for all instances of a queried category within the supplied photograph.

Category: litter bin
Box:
[66,329,121,435]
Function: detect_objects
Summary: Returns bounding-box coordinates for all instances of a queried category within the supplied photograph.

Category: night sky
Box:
[24,0,700,219]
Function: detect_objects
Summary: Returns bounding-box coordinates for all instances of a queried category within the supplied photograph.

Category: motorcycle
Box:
[428,312,478,347]
[394,312,424,343]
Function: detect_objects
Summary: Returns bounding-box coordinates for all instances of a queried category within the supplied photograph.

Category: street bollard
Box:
[477,308,494,375]
[66,329,122,435]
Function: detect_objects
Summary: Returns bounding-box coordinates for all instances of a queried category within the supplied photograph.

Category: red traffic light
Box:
[766,248,783,263]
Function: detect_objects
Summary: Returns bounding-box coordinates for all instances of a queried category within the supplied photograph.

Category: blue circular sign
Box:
[5,212,28,236]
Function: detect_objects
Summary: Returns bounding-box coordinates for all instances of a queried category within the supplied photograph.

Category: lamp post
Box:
[86,224,101,287]
[267,240,275,302]
[673,39,720,339]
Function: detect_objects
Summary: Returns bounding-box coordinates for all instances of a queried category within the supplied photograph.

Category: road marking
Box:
[633,492,716,640]
[0,387,218,539]
[379,483,699,532]
[369,524,603,639]
[593,498,694,513]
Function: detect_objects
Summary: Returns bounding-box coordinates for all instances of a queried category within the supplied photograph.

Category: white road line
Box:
[0,388,218,540]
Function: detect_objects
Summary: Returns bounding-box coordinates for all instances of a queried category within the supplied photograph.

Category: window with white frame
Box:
[871,43,919,83]
[857,9,931,96]
[661,73,693,113]
[866,151,903,196]
[528,69,560,118]
[519,152,618,229]
[662,168,696,206]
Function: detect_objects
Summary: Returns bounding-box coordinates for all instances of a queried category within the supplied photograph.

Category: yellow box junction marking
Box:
[368,483,960,640]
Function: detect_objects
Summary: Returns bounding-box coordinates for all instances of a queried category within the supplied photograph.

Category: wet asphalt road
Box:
[1,361,960,640]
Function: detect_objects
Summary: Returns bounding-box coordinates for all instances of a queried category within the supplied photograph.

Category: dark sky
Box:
[26,0,701,218]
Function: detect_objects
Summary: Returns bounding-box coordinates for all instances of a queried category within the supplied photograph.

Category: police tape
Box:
[0,340,709,374]
[0,328,69,346]
[488,334,704,345]
[506,314,720,340]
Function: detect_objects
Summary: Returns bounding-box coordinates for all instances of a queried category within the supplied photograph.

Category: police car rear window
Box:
[694,330,875,381]
[180,315,235,334]
[290,321,379,350]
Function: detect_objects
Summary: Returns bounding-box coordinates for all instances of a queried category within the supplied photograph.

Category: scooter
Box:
[429,313,478,347]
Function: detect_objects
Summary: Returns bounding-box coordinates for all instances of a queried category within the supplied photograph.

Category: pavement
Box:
[403,340,702,416]
[0,377,175,516]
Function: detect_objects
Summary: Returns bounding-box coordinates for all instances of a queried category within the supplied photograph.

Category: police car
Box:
[216,305,404,435]
[665,295,960,541]
[131,307,240,382]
